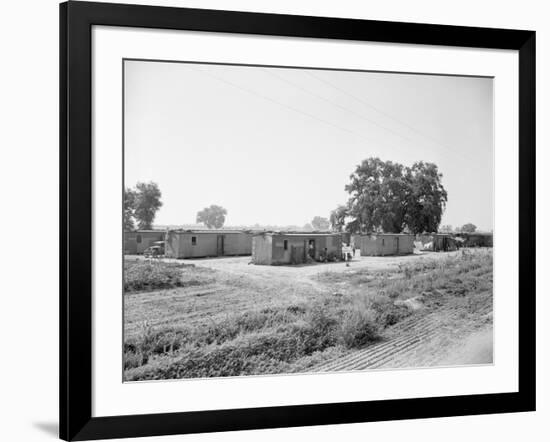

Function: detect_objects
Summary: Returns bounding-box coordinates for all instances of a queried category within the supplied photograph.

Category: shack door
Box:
[308,239,316,259]
[291,245,305,264]
[217,235,224,256]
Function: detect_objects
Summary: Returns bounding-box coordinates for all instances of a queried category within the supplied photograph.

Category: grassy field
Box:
[123,249,493,381]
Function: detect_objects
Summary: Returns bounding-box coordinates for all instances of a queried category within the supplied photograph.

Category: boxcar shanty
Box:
[359,233,415,256]
[252,232,343,265]
[124,230,166,255]
[456,232,493,247]
[164,230,253,259]
[417,233,459,252]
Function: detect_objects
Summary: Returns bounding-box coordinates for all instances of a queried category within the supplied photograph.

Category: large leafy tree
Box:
[404,162,448,234]
[124,187,136,231]
[338,157,447,234]
[344,158,410,233]
[196,205,227,229]
[133,182,163,230]
[311,216,330,231]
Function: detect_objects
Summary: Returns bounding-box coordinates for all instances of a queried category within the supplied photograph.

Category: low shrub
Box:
[124,260,210,292]
[124,352,143,370]
[339,307,379,348]
[124,306,303,369]
[125,332,303,380]
[291,307,339,355]
[124,322,193,367]
[365,293,412,327]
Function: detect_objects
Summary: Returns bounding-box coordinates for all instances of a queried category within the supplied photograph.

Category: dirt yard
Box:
[123,248,493,380]
[162,249,461,277]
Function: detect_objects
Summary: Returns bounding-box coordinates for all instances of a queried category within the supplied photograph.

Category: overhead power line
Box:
[262,68,422,150]
[303,70,479,164]
[189,65,409,157]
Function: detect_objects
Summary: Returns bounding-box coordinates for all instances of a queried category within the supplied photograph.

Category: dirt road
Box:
[130,252,462,298]
[159,250,462,277]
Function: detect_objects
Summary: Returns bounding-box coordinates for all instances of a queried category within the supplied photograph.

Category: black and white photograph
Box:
[122,60,494,382]
[0,0,544,440]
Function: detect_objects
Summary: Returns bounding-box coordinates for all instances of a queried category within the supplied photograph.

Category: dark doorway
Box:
[308,239,316,259]
[217,235,225,256]
[291,245,305,264]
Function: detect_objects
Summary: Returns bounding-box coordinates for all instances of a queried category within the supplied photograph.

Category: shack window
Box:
[283,240,288,250]
[191,236,197,246]
[136,234,142,244]
[382,238,385,246]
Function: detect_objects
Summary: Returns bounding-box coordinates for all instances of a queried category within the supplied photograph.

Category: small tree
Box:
[196,205,227,229]
[461,223,477,233]
[311,216,330,231]
[124,187,136,231]
[133,182,163,230]
[302,223,314,231]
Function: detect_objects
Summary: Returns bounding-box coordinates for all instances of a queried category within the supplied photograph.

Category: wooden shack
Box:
[124,230,166,255]
[359,233,415,256]
[252,232,343,265]
[417,233,458,252]
[456,232,493,247]
[164,230,252,258]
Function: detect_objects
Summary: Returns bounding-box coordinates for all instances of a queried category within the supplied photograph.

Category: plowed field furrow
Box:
[316,320,440,370]
[313,301,492,372]
[315,311,461,371]
[315,322,443,372]
[349,324,453,369]
[366,331,451,369]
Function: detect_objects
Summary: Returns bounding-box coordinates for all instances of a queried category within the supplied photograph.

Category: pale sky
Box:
[124,60,494,231]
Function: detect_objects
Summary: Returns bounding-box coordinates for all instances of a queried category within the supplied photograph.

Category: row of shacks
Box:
[124,230,254,258]
[125,229,493,265]
[416,232,493,251]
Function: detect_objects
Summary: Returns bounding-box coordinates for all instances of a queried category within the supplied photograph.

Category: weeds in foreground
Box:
[124,288,399,377]
[125,300,381,378]
[124,249,493,379]
[124,260,212,292]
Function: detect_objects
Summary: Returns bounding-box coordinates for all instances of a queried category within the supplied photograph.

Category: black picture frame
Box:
[60,1,536,440]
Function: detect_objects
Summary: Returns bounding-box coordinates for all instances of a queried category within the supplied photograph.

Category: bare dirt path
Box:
[313,298,493,372]
[172,251,461,276]
[148,251,462,292]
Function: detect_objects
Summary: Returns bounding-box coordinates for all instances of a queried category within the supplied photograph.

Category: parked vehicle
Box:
[143,241,165,257]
